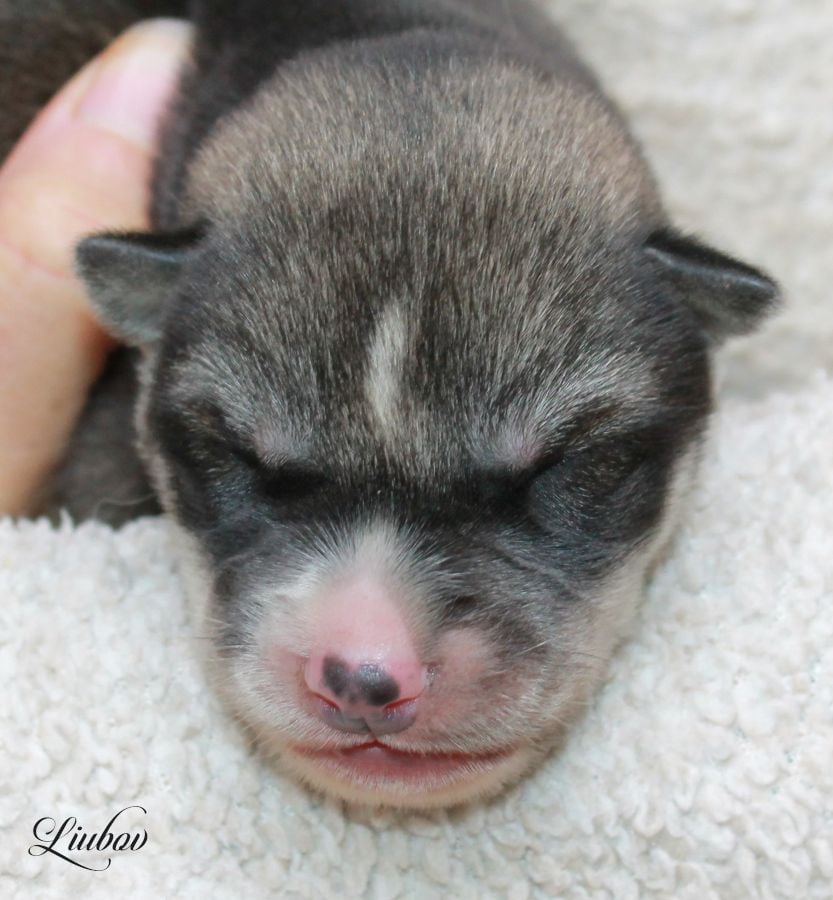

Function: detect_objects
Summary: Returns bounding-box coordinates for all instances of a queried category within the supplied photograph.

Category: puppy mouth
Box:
[287,739,517,786]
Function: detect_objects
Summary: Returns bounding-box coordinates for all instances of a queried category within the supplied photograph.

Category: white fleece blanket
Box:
[2,1,831,896]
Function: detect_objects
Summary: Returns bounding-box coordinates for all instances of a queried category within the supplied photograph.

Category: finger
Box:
[0,19,193,516]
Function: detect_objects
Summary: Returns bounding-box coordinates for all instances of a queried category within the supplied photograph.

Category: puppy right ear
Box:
[645,229,781,341]
[75,228,202,345]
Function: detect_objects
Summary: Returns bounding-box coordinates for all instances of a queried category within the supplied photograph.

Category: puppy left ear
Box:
[645,229,780,341]
[76,228,202,345]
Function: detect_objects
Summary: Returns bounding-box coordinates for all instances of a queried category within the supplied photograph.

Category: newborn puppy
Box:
[6,0,778,807]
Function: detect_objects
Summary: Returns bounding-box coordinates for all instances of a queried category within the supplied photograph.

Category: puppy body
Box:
[2,1,778,808]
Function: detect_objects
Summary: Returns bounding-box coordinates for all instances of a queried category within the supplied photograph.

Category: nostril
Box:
[354,662,401,707]
[304,651,428,716]
[322,656,352,702]
[302,658,427,736]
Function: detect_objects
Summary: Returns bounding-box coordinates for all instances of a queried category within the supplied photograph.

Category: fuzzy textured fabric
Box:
[2,0,831,896]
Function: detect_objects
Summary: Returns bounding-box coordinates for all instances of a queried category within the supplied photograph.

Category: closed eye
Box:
[538,425,669,496]
[155,404,331,503]
[485,424,666,505]
[479,445,566,503]
[212,432,331,502]
[234,450,332,503]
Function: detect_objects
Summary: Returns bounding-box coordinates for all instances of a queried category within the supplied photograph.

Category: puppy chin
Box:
[277,741,542,810]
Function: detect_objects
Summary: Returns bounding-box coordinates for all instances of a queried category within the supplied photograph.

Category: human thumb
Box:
[0,19,193,515]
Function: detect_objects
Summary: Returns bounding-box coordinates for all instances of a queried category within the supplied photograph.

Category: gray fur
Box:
[3,0,778,806]
[43,348,160,524]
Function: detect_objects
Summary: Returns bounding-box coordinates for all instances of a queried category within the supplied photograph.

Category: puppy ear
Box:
[75,229,201,345]
[645,229,780,341]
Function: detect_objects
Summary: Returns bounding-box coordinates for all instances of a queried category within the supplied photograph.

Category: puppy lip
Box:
[287,739,517,784]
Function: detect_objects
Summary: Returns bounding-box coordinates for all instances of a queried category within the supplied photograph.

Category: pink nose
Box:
[302,574,428,735]
[304,653,428,735]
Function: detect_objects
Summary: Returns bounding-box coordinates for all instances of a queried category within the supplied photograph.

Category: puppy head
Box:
[76,65,778,808]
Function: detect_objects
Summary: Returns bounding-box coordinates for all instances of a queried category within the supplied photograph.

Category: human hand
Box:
[0,19,192,516]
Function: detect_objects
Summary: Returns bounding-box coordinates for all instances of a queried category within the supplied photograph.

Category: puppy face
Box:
[77,64,776,808]
[139,197,712,807]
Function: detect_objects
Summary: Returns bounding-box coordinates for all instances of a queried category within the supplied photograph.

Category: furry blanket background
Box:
[2,0,831,896]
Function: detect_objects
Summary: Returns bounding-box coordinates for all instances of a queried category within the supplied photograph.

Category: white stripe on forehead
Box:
[365,303,409,439]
